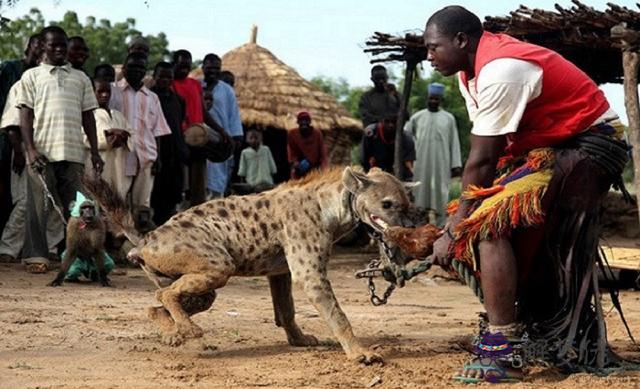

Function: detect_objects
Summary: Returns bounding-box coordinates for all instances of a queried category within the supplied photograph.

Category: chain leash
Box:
[355,228,484,306]
[37,171,67,226]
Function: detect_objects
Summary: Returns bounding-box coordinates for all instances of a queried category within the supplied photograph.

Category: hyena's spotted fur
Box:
[85,167,415,364]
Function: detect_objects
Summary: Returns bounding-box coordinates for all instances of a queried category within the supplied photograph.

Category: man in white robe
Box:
[405,83,462,226]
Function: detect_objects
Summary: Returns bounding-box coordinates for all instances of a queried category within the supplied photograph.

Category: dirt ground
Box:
[1,246,640,389]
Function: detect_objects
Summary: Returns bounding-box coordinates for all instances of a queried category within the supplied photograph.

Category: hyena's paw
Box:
[288,332,319,347]
[162,331,186,347]
[147,306,175,332]
[175,322,204,340]
[348,347,384,365]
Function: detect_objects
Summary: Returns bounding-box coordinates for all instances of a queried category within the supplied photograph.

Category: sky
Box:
[2,0,636,123]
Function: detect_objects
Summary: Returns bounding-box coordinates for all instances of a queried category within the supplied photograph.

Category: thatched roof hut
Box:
[192,27,362,175]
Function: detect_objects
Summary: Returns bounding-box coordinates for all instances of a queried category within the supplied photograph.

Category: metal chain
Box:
[367,276,396,306]
[357,259,396,306]
[37,172,67,226]
[355,221,488,307]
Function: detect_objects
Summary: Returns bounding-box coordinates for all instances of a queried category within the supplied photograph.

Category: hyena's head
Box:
[342,167,418,232]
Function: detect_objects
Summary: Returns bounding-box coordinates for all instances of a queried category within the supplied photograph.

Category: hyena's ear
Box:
[342,167,373,194]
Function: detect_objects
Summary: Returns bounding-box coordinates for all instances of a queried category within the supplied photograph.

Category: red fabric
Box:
[287,127,328,179]
[172,78,204,131]
[460,32,610,156]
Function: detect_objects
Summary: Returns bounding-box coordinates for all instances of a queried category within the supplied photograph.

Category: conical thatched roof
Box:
[220,41,361,134]
[190,27,362,165]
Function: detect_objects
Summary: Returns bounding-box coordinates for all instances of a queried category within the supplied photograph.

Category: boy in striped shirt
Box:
[18,26,103,266]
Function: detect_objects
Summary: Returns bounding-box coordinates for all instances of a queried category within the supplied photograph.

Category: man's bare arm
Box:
[82,110,104,174]
[202,104,225,134]
[428,134,506,266]
[19,107,36,158]
[449,134,506,226]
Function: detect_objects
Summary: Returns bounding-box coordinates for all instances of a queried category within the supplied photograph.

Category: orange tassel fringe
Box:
[453,185,547,268]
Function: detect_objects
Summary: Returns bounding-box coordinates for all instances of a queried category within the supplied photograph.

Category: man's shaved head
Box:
[426,6,483,39]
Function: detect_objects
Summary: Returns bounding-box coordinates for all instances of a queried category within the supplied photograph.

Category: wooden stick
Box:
[592,267,607,369]
[394,61,416,179]
[612,23,640,226]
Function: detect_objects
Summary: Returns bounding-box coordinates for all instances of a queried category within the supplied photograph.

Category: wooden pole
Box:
[612,23,640,225]
[394,61,416,179]
[250,25,258,44]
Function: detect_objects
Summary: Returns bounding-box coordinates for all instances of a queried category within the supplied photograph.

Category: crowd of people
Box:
[0,23,464,270]
[0,25,336,268]
[357,64,462,227]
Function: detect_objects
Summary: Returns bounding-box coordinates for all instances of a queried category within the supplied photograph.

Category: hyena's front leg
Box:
[286,245,382,364]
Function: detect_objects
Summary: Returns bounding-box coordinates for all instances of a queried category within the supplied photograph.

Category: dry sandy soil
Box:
[1,247,640,389]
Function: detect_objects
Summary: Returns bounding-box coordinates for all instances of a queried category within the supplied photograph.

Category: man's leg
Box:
[478,237,517,326]
[224,157,234,195]
[0,169,26,260]
[131,164,155,209]
[0,197,24,260]
[0,133,12,233]
[46,206,65,254]
[455,237,521,382]
[189,158,206,206]
[22,165,55,260]
[50,162,85,256]
[56,162,84,219]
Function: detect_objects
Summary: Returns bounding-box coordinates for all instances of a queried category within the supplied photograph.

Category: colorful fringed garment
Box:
[447,148,555,271]
[446,124,635,373]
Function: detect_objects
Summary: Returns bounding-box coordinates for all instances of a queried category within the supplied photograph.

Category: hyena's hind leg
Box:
[151,251,233,346]
[140,258,219,336]
[269,272,319,346]
[148,291,217,334]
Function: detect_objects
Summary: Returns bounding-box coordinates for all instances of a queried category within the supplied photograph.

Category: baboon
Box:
[49,200,110,287]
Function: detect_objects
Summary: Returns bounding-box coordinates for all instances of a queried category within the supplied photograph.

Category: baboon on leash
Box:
[49,199,110,287]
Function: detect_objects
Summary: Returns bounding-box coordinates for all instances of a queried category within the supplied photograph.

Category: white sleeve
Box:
[458,75,478,121]
[470,58,542,137]
[1,81,21,128]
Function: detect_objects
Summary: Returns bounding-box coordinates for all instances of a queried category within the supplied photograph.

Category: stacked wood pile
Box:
[484,0,640,84]
[364,32,426,64]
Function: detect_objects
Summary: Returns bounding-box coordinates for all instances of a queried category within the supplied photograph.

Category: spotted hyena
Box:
[85,167,416,364]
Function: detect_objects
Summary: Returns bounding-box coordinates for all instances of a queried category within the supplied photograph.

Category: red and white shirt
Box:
[110,79,171,171]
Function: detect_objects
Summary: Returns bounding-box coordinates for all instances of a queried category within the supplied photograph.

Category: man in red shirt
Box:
[422,6,630,381]
[287,111,328,179]
[172,49,229,206]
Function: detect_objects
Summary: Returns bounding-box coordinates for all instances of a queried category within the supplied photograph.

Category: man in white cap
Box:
[404,82,462,226]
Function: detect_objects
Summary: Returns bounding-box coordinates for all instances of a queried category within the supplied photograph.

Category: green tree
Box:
[311,75,367,119]
[0,8,169,76]
[0,7,45,59]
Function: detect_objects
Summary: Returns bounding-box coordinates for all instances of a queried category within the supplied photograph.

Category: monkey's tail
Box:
[82,176,142,246]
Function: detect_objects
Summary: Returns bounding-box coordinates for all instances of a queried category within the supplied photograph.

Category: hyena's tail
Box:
[82,176,142,246]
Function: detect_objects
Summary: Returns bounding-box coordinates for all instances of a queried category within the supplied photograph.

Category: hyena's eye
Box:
[381,200,393,209]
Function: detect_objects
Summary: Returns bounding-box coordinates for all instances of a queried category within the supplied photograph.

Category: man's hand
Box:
[428,220,461,267]
[113,129,129,148]
[105,132,117,149]
[12,150,26,175]
[91,151,104,175]
[106,129,129,149]
[232,135,243,151]
[26,147,48,173]
[151,159,161,176]
[428,233,453,267]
